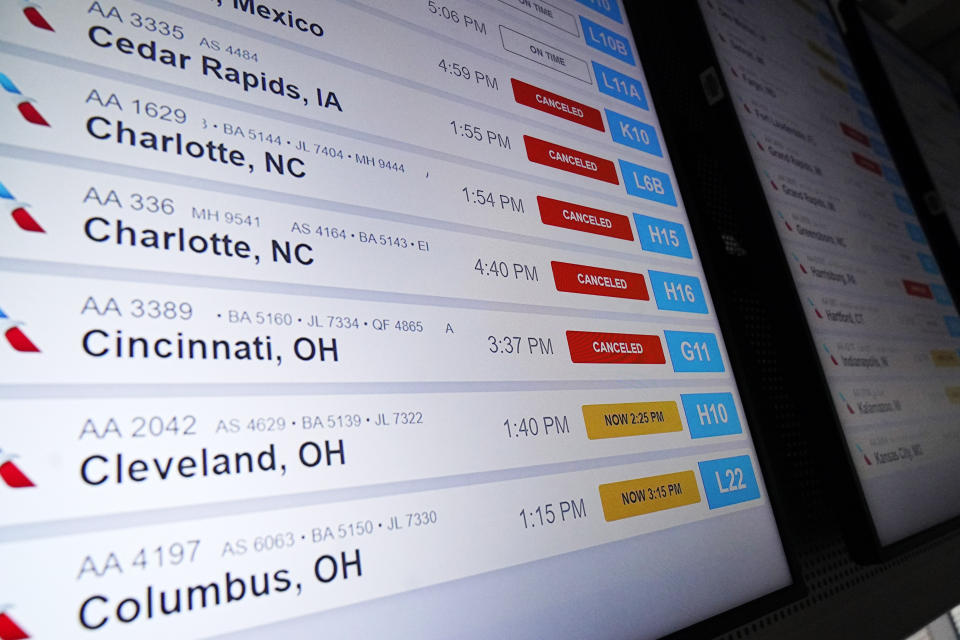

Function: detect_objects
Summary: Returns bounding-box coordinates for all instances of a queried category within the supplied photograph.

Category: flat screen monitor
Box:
[699,0,960,550]
[0,1,792,637]
[859,10,960,248]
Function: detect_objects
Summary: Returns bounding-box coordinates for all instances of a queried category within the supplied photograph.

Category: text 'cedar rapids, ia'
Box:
[86,24,342,109]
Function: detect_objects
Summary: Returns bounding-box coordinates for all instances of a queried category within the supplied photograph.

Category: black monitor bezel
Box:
[615,4,808,638]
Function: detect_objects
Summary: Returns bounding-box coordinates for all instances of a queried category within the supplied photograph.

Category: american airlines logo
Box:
[776,210,792,231]
[0,307,40,353]
[0,605,30,639]
[0,451,34,489]
[0,181,44,233]
[20,0,54,31]
[0,73,49,127]
[822,344,839,366]
[839,392,855,415]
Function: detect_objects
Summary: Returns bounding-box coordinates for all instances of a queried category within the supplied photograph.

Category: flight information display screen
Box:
[0,1,790,637]
[701,0,960,547]
[862,11,960,246]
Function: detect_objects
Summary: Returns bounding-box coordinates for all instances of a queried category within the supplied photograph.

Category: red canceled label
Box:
[524,135,619,184]
[551,261,648,300]
[538,196,633,240]
[566,331,665,364]
[840,122,869,146]
[512,78,605,131]
[852,151,881,175]
[903,279,933,299]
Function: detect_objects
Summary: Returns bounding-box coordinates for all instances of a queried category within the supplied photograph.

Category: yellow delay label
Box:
[931,350,960,367]
[807,40,835,65]
[598,471,700,522]
[946,386,960,404]
[818,67,846,91]
[582,401,682,439]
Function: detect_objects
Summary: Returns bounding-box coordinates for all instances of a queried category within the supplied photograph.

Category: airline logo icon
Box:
[777,210,793,231]
[855,443,872,466]
[791,253,807,274]
[0,181,45,233]
[0,73,49,126]
[822,344,838,365]
[839,392,855,415]
[806,297,823,319]
[20,0,54,31]
[0,606,29,640]
[0,307,41,353]
[0,452,34,489]
[763,170,778,190]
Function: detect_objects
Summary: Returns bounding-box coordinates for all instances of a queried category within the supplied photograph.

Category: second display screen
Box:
[701,0,960,547]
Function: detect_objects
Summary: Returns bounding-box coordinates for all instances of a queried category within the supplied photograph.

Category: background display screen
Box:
[862,11,960,248]
[0,1,790,637]
[700,0,960,546]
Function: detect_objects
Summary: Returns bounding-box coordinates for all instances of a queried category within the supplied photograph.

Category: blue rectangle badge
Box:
[837,60,856,81]
[894,192,914,215]
[932,284,953,306]
[606,109,662,156]
[946,316,960,338]
[871,139,891,160]
[663,331,724,372]
[581,16,634,65]
[593,61,647,109]
[620,160,677,206]
[918,253,940,274]
[576,0,622,23]
[698,456,762,509]
[905,222,927,244]
[681,393,742,438]
[858,110,879,132]
[883,165,903,187]
[648,271,708,313]
[632,214,692,258]
[849,85,868,107]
